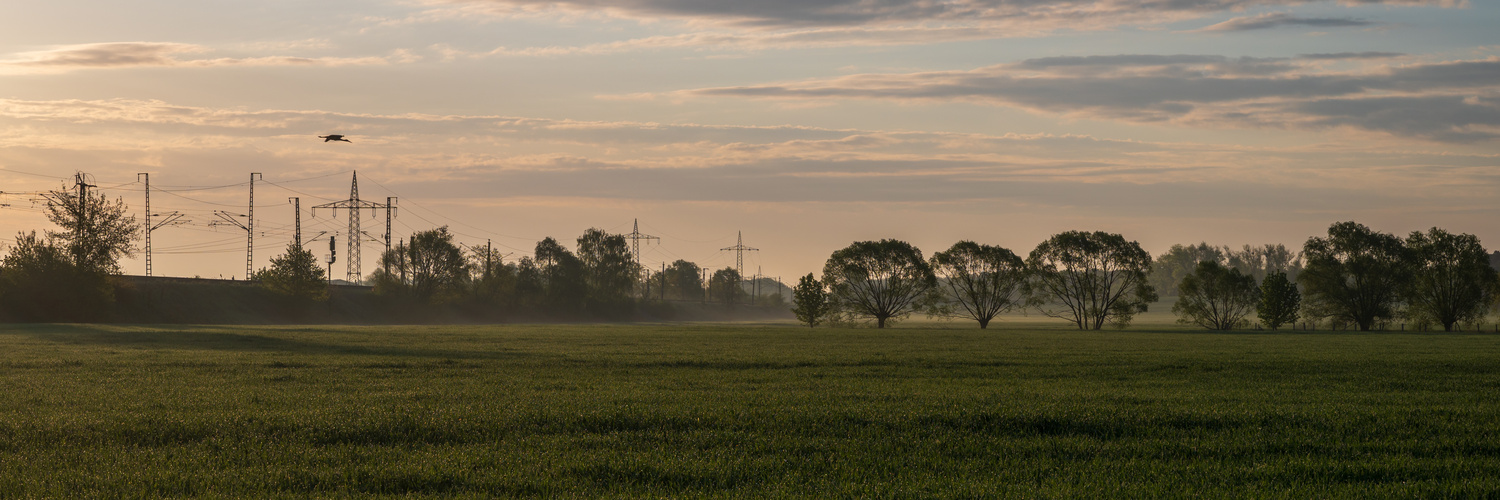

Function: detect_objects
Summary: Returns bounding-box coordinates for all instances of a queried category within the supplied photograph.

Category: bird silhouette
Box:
[319,135,351,143]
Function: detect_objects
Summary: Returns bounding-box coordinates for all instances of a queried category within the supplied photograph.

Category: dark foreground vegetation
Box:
[1,323,1496,497]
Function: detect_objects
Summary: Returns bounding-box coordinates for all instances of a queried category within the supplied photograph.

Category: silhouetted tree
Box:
[372,227,470,303]
[533,237,587,315]
[577,228,638,316]
[1226,243,1302,284]
[929,241,1027,329]
[1299,221,1411,331]
[661,260,704,301]
[0,182,138,321]
[1258,270,1300,330]
[254,242,328,302]
[708,267,744,305]
[1405,228,1499,331]
[1172,261,1258,330]
[823,239,937,328]
[43,182,137,275]
[0,231,110,321]
[791,273,831,327]
[1027,231,1157,330]
[467,245,517,311]
[1151,243,1225,296]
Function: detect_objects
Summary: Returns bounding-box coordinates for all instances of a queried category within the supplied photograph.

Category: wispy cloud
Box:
[433,0,1458,29]
[405,0,1459,53]
[1,98,1493,204]
[1193,12,1376,32]
[678,55,1500,142]
[0,42,400,74]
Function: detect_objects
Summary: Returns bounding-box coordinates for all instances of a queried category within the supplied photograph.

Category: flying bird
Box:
[319,135,351,143]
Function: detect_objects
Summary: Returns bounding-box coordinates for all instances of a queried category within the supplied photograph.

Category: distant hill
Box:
[1492,251,1500,271]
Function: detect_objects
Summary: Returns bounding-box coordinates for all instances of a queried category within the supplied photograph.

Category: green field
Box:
[2,321,1498,498]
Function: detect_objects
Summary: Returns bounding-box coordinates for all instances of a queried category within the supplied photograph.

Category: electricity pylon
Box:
[623,219,659,265]
[312,171,391,283]
[720,231,758,279]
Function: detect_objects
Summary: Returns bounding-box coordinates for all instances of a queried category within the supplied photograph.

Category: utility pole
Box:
[660,262,666,301]
[247,173,260,278]
[140,173,149,275]
[384,196,398,274]
[72,172,95,267]
[289,197,301,247]
[312,172,390,283]
[75,172,92,222]
[138,173,185,277]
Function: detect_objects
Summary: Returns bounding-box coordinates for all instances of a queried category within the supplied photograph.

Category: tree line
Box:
[0,183,784,321]
[3,183,1495,329]
[791,222,1500,331]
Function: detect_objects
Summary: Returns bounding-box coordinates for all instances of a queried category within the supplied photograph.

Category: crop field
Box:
[1,321,1498,498]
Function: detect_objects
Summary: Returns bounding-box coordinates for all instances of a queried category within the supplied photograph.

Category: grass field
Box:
[1,321,1498,497]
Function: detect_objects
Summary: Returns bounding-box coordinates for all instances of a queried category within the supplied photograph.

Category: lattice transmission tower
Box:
[720,231,758,278]
[312,172,393,283]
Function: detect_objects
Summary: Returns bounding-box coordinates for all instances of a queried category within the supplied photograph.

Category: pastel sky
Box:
[1,0,1496,281]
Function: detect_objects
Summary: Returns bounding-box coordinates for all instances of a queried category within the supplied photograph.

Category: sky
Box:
[0,0,1496,282]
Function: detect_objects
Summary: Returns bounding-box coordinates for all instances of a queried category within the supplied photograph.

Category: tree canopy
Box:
[1258,270,1300,330]
[254,242,329,302]
[790,273,832,327]
[577,228,638,310]
[1405,227,1499,331]
[929,240,1026,329]
[1027,231,1157,330]
[661,260,705,301]
[822,239,937,328]
[1172,261,1259,330]
[1299,221,1411,331]
[708,267,744,306]
[373,227,470,303]
[1151,243,1225,297]
[43,182,137,275]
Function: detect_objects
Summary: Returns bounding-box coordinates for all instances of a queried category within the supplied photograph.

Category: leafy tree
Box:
[0,231,111,321]
[372,227,470,303]
[1172,261,1259,330]
[577,228,638,314]
[790,273,832,327]
[1151,243,1225,296]
[1226,244,1303,284]
[1027,231,1157,330]
[708,267,744,305]
[43,182,137,274]
[467,245,517,308]
[929,241,1027,329]
[1404,228,1499,332]
[253,242,329,302]
[0,181,138,321]
[661,260,704,301]
[533,237,587,314]
[822,239,937,329]
[1298,221,1411,331]
[1258,270,1300,330]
